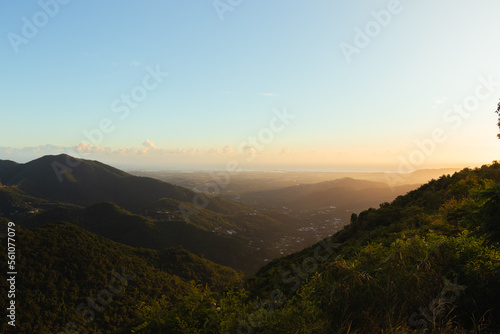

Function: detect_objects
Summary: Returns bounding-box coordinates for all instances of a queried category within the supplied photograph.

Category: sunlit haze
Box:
[1,0,500,171]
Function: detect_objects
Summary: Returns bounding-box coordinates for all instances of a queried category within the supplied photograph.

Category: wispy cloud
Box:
[0,142,241,159]
[129,60,143,66]
[143,139,159,149]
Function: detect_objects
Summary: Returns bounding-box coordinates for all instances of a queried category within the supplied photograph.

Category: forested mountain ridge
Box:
[0,222,242,333]
[0,154,246,214]
[241,177,419,212]
[132,162,500,333]
[3,155,500,332]
[0,155,301,273]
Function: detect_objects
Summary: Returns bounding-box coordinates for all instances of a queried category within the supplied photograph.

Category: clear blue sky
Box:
[1,0,500,171]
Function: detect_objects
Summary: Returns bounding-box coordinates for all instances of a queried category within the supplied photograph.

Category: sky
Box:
[1,0,500,171]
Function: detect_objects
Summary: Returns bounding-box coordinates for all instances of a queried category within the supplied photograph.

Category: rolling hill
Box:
[0,155,297,272]
[241,177,419,212]
[0,154,244,213]
[3,154,500,332]
[133,162,500,333]
[0,221,242,334]
[17,200,276,273]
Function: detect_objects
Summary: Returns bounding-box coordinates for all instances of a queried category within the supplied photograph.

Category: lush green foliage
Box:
[3,158,500,333]
[0,222,242,333]
[0,155,308,273]
[132,163,500,333]
[16,199,276,273]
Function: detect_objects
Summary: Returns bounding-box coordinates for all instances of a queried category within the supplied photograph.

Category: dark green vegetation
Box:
[2,154,500,333]
[495,98,500,139]
[0,222,242,334]
[0,155,315,273]
[0,154,197,211]
[131,163,500,333]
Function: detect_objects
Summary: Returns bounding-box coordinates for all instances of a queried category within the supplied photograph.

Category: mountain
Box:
[134,162,500,333]
[241,177,419,212]
[0,159,18,174]
[1,155,335,273]
[0,185,80,219]
[157,246,244,289]
[133,168,464,195]
[3,154,500,333]
[0,154,259,218]
[0,222,242,334]
[0,154,198,211]
[19,200,274,273]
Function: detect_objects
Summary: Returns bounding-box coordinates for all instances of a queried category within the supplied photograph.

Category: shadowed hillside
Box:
[131,162,500,333]
[0,222,242,334]
[241,177,418,212]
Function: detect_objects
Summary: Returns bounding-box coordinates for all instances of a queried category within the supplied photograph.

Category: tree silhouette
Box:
[496,99,500,138]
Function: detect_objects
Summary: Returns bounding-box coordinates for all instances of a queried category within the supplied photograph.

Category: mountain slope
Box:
[0,222,242,334]
[241,177,418,212]
[0,159,18,175]
[0,155,314,273]
[243,163,500,332]
[0,185,82,219]
[0,154,195,211]
[18,200,280,273]
[136,162,500,333]
[0,154,258,219]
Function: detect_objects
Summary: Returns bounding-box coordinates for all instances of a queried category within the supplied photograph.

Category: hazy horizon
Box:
[0,150,484,174]
[2,1,500,172]
[3,2,500,331]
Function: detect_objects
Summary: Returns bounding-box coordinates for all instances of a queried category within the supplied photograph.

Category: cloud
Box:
[74,142,110,154]
[0,142,270,165]
[143,140,159,150]
[241,144,257,155]
[75,142,92,153]
[129,60,142,66]
[223,145,234,154]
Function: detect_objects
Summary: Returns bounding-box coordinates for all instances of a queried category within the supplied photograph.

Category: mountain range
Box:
[1,155,499,332]
[241,177,418,214]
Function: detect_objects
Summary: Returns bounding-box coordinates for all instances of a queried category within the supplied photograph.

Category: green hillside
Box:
[0,185,80,219]
[0,222,242,333]
[0,154,194,211]
[17,200,275,273]
[133,162,500,333]
[0,154,256,216]
[0,155,304,273]
[4,156,500,333]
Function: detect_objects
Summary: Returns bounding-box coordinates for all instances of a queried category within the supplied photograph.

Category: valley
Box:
[1,155,436,273]
[1,154,499,333]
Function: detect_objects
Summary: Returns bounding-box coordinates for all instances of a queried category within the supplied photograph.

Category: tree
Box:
[496,99,500,138]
